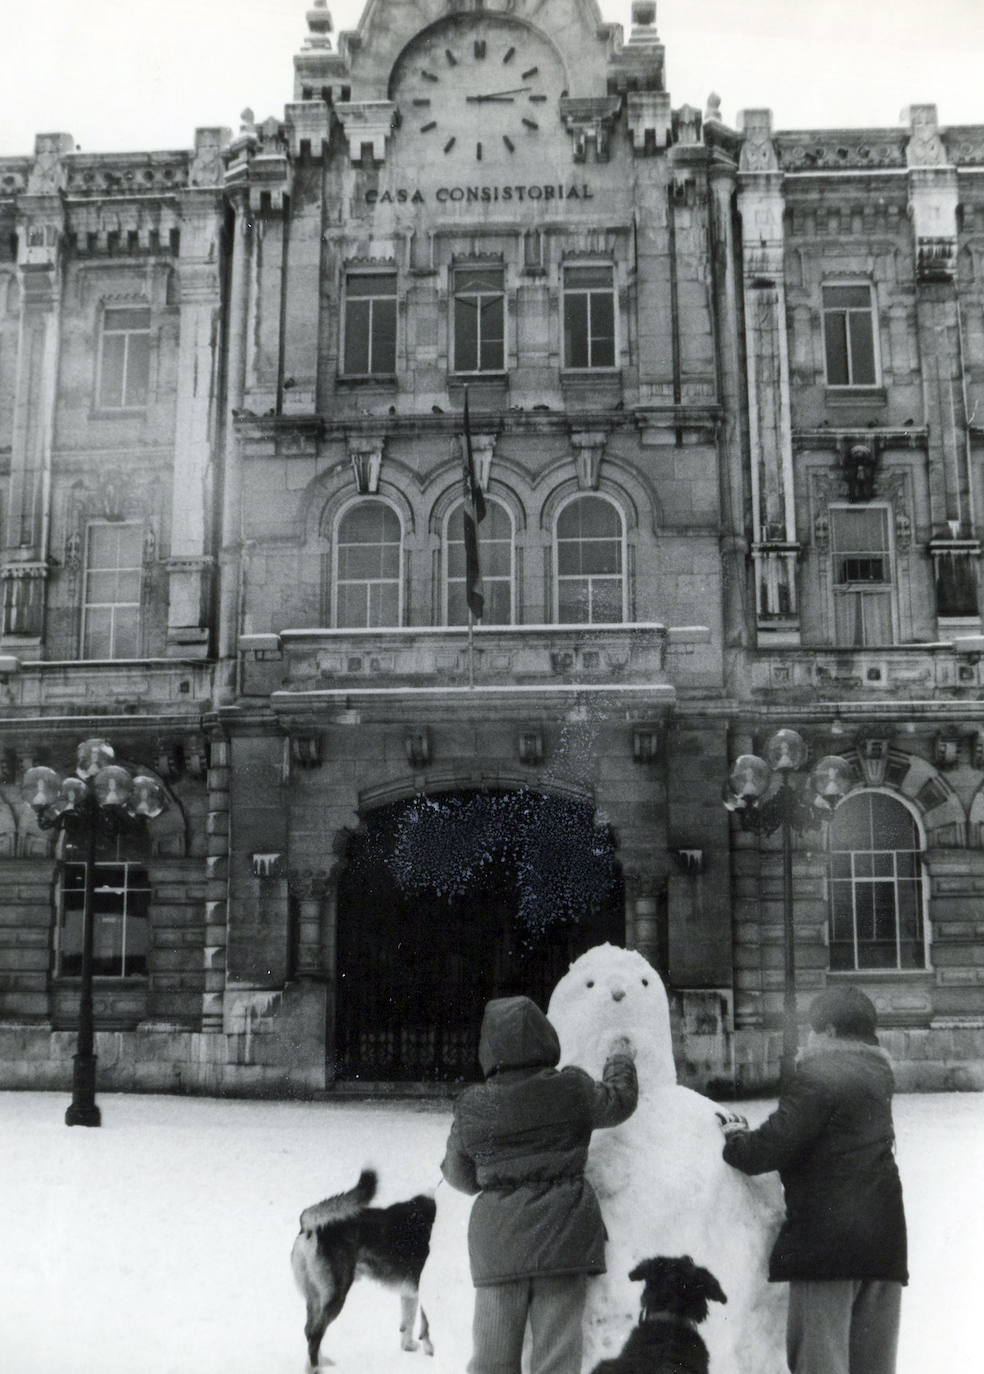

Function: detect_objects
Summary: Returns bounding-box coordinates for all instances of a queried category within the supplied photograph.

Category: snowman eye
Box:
[586,980,594,988]
[641,978,649,986]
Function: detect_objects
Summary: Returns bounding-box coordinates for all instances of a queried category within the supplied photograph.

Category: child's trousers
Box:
[787,1279,902,1374]
[468,1273,588,1374]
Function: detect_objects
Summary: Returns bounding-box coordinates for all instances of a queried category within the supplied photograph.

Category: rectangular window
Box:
[822,284,877,386]
[98,307,151,409]
[343,273,397,375]
[58,863,151,978]
[453,267,505,373]
[831,507,893,646]
[82,522,143,659]
[563,265,616,370]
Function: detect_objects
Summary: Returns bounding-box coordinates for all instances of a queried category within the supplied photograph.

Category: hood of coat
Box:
[478,996,561,1076]
[796,1037,894,1083]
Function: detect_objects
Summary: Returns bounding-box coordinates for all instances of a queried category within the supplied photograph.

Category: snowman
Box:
[548,944,787,1374]
[420,944,786,1373]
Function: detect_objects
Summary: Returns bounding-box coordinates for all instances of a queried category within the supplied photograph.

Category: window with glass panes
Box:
[829,793,927,971]
[445,499,513,624]
[98,307,151,409]
[822,284,877,386]
[555,495,625,623]
[82,522,143,659]
[831,507,893,646]
[333,501,402,628]
[453,266,505,373]
[563,265,616,369]
[58,862,151,978]
[343,273,397,375]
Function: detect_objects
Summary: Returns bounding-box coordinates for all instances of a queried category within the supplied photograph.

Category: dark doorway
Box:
[335,789,624,1082]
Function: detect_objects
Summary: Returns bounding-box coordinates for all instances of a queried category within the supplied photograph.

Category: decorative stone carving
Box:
[570,430,608,491]
[904,105,947,168]
[405,728,431,769]
[26,133,74,196]
[349,438,385,493]
[632,725,663,762]
[625,91,672,154]
[674,104,702,147]
[468,433,496,492]
[934,729,962,770]
[855,734,893,787]
[560,97,622,163]
[517,730,544,765]
[334,102,398,166]
[738,109,779,173]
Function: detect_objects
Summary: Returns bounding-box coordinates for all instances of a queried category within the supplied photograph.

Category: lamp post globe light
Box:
[724,729,853,1083]
[22,739,167,1127]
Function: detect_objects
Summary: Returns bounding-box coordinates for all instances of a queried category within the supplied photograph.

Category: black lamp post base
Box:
[65,1053,101,1127]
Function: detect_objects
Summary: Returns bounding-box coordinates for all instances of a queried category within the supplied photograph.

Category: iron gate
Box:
[334,789,624,1082]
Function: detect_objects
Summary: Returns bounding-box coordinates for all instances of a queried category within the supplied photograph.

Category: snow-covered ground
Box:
[0,1088,980,1374]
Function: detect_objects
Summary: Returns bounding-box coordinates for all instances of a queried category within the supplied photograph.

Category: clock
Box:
[389,13,566,164]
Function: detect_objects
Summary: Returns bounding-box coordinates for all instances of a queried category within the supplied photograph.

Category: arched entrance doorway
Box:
[335,789,624,1082]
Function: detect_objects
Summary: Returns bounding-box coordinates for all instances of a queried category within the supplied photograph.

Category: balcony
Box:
[239,622,715,711]
[752,641,984,701]
[0,658,214,719]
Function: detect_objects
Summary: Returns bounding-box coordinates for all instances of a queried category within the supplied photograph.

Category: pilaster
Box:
[168,129,229,657]
[2,134,72,650]
[737,109,800,646]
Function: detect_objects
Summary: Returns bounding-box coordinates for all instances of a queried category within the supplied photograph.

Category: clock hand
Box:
[465,86,533,102]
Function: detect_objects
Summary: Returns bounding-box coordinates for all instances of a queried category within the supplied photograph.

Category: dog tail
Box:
[298,1168,378,1232]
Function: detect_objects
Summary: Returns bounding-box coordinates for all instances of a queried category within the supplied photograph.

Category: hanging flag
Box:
[462,387,486,620]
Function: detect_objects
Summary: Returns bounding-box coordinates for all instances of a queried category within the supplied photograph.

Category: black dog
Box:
[290,1168,436,1369]
[590,1255,727,1374]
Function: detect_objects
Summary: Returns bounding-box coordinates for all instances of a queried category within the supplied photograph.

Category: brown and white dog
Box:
[590,1255,727,1374]
[290,1168,436,1368]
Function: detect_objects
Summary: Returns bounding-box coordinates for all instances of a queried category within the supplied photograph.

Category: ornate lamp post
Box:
[23,739,167,1127]
[724,729,852,1082]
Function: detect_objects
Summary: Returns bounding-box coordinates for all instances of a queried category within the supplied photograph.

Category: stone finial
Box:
[737,109,778,172]
[630,2,659,37]
[304,1,333,51]
[705,92,722,124]
[675,104,702,146]
[27,133,74,196]
[903,104,947,168]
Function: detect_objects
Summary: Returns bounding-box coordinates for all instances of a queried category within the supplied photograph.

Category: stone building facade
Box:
[0,0,983,1097]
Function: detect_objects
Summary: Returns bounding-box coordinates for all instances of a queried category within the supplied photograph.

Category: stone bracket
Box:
[625,91,672,154]
[334,101,398,166]
[560,96,622,163]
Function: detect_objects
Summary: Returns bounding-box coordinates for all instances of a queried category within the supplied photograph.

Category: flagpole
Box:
[461,383,485,691]
[468,608,475,688]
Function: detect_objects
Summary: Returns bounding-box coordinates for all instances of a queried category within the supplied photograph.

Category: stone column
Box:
[202,735,230,1031]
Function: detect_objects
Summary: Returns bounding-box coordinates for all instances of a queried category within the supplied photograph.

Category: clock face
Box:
[389,15,566,165]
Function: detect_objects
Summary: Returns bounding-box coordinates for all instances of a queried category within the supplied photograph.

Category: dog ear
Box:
[628,1258,662,1284]
[695,1266,727,1305]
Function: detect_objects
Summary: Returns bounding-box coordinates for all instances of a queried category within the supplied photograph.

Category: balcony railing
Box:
[240,622,714,699]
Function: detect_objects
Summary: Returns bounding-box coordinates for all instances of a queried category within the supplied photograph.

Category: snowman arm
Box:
[440,1116,481,1196]
[567,1051,638,1130]
[723,1071,833,1175]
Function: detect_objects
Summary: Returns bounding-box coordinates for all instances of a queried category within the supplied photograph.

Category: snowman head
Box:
[548,943,677,1090]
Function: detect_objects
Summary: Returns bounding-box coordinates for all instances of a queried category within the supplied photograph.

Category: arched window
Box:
[332,501,402,628]
[828,792,928,971]
[554,494,625,624]
[445,499,514,625]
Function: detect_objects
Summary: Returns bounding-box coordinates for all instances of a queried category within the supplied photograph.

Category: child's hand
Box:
[608,1034,636,1060]
[715,1109,749,1138]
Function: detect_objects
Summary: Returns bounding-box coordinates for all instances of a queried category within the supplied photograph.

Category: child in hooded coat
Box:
[441,994,638,1374]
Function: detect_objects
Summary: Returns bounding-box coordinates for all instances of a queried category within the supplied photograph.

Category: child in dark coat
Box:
[719,986,907,1374]
[441,994,638,1374]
